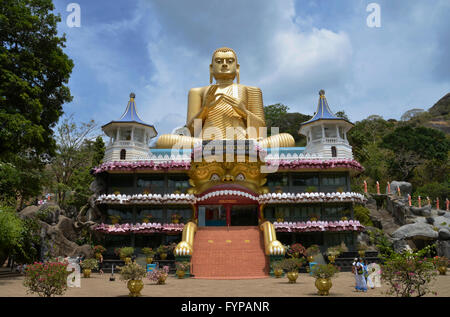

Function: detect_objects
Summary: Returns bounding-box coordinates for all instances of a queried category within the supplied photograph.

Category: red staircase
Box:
[191,226,269,279]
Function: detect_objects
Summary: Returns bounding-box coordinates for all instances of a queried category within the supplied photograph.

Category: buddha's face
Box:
[211,51,238,81]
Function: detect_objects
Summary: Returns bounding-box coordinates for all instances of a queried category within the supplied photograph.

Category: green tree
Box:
[264,103,289,128]
[0,0,73,206]
[381,126,449,180]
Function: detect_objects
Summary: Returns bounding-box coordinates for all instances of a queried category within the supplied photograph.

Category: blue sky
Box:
[52,0,450,139]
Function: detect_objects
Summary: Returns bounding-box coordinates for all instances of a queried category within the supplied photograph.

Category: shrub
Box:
[141,247,156,257]
[23,262,71,297]
[93,245,106,254]
[280,258,305,273]
[327,245,343,257]
[353,205,373,226]
[81,258,98,270]
[120,247,134,258]
[357,241,369,251]
[287,243,306,258]
[119,262,147,281]
[312,264,340,279]
[431,256,449,268]
[175,261,190,271]
[305,245,320,257]
[380,245,438,297]
[305,186,317,193]
[271,261,283,271]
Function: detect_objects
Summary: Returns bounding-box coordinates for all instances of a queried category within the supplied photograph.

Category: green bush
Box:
[81,258,98,270]
[415,181,450,203]
[119,262,147,281]
[120,247,134,258]
[353,205,373,227]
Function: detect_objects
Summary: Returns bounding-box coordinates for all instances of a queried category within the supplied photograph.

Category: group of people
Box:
[352,258,375,292]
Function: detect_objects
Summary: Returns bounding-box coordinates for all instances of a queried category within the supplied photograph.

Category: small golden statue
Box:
[156,47,295,149]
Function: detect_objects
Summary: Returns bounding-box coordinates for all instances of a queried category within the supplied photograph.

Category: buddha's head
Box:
[210,47,240,84]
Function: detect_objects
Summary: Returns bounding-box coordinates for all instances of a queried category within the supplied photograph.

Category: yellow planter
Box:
[438,266,447,275]
[127,280,144,297]
[328,255,336,264]
[146,257,153,264]
[157,274,168,285]
[273,268,283,278]
[172,219,179,224]
[358,250,366,258]
[125,257,132,265]
[176,270,186,279]
[287,272,298,283]
[159,253,167,260]
[83,269,91,278]
[307,256,314,263]
[315,278,332,296]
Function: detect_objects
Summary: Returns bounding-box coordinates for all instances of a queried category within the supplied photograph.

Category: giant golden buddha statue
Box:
[156,47,295,149]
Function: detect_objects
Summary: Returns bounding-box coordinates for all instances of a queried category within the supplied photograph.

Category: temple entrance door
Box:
[198,205,227,227]
[230,205,258,226]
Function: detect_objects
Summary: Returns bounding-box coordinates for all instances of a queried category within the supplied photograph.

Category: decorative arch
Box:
[331,146,337,158]
[120,149,126,160]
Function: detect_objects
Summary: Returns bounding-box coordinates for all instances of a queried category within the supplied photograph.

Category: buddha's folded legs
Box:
[156,134,201,149]
[156,132,295,149]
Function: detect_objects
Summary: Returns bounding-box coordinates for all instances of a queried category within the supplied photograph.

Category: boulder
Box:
[437,210,446,216]
[391,223,439,240]
[392,239,413,253]
[37,203,61,225]
[438,228,450,240]
[89,177,106,195]
[410,205,432,217]
[436,241,450,258]
[18,205,40,219]
[56,216,79,242]
[389,181,412,197]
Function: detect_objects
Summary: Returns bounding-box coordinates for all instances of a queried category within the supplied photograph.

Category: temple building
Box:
[91,48,365,278]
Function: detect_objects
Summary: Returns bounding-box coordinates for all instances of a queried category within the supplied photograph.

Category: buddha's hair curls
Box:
[211,47,238,64]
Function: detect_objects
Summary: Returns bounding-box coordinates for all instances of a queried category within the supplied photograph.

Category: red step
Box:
[191,226,269,279]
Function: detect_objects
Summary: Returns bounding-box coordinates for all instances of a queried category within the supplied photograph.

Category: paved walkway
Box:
[1,272,448,297]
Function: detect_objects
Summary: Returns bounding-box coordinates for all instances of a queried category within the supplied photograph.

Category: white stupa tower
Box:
[299,90,354,159]
[102,93,157,162]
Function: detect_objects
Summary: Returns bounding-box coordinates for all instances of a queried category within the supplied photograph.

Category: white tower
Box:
[299,90,354,159]
[102,93,157,162]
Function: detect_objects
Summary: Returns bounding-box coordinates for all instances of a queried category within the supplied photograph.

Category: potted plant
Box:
[120,247,134,264]
[312,264,340,295]
[271,261,284,278]
[306,186,317,193]
[171,213,181,224]
[357,241,368,258]
[93,245,106,259]
[432,256,449,275]
[326,245,343,264]
[274,210,284,223]
[119,262,147,297]
[287,243,306,259]
[175,261,190,279]
[157,245,169,260]
[305,245,320,263]
[148,266,170,285]
[81,258,98,278]
[142,247,156,264]
[110,215,121,224]
[280,258,305,283]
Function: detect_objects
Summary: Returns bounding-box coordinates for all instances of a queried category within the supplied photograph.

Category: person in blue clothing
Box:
[354,258,367,292]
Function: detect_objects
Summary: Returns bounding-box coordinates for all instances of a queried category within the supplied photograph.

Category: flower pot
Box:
[172,219,179,224]
[358,250,365,258]
[315,278,332,296]
[307,256,314,263]
[160,253,168,260]
[157,274,168,285]
[83,269,91,278]
[127,279,144,297]
[328,255,336,264]
[142,219,149,224]
[176,270,185,279]
[276,218,284,223]
[146,257,153,264]
[125,257,132,265]
[274,268,283,278]
[437,266,447,275]
[287,272,298,283]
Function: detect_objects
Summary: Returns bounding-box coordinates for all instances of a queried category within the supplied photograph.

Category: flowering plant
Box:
[23,262,71,297]
[279,258,305,273]
[175,261,190,271]
[120,247,134,258]
[287,243,306,258]
[432,256,449,268]
[148,266,169,284]
[93,245,106,254]
[381,245,438,297]
[312,264,340,279]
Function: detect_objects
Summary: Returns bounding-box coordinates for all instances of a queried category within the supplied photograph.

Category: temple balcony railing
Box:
[106,140,149,151]
[310,137,348,145]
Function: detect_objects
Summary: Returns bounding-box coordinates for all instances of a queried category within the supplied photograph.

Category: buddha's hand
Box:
[219,94,248,118]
